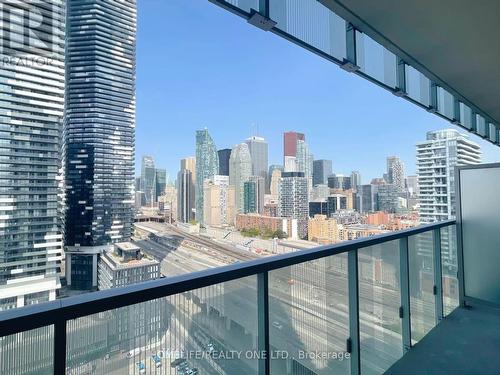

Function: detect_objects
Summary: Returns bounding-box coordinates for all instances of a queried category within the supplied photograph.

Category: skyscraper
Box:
[328,174,352,190]
[155,169,167,201]
[203,176,236,226]
[377,184,407,214]
[417,129,481,223]
[178,158,195,223]
[0,1,65,308]
[181,157,196,181]
[283,131,305,167]
[278,172,309,239]
[313,159,333,186]
[358,184,379,213]
[245,136,268,180]
[296,140,314,179]
[244,176,265,214]
[269,165,284,198]
[229,143,252,213]
[350,171,362,190]
[140,156,156,206]
[177,169,194,222]
[195,129,219,223]
[283,131,305,158]
[217,148,231,176]
[64,0,136,291]
[387,156,406,190]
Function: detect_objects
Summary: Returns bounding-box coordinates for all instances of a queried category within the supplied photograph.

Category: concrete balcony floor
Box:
[386,303,500,375]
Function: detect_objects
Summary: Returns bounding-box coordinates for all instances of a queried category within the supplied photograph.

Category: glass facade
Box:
[0,0,65,309]
[195,129,219,223]
[140,156,155,207]
[64,0,136,249]
[229,143,252,214]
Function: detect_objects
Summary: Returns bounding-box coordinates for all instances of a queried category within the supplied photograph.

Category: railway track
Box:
[168,225,257,262]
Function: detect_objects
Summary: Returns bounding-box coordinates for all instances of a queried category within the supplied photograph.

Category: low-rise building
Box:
[338,224,388,242]
[235,213,297,238]
[308,214,339,244]
[98,242,160,290]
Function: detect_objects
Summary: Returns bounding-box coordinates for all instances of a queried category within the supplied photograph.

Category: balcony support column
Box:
[257,272,270,375]
[433,228,444,323]
[399,237,412,353]
[348,249,360,375]
[54,320,67,375]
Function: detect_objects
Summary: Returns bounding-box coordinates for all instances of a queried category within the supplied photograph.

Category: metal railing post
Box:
[433,228,444,323]
[257,272,270,375]
[259,0,269,18]
[348,249,360,375]
[395,58,407,96]
[54,320,67,375]
[399,237,411,353]
[341,23,360,72]
[428,82,438,113]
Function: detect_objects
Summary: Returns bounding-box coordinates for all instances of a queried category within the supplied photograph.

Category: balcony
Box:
[3,163,500,375]
[0,219,459,375]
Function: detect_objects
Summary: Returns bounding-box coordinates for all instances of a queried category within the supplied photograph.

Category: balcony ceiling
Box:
[321,0,500,124]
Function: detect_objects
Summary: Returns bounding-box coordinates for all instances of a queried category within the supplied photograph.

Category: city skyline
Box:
[135,0,500,182]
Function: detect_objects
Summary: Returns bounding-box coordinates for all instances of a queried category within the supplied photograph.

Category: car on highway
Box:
[152,354,162,368]
[206,342,215,353]
[136,362,146,375]
[126,348,140,358]
[171,358,186,368]
[176,362,189,371]
[272,321,283,330]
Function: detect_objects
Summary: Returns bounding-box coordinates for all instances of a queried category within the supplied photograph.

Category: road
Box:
[125,222,438,375]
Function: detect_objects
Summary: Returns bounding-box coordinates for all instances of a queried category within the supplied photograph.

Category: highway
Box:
[128,222,437,375]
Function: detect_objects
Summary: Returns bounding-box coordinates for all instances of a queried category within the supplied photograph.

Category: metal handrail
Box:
[0,219,455,337]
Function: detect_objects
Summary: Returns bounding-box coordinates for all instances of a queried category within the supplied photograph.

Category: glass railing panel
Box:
[269,253,350,375]
[66,276,258,375]
[405,65,430,107]
[408,232,436,344]
[355,31,397,88]
[476,114,487,137]
[225,0,259,13]
[270,0,347,60]
[489,123,498,143]
[437,87,454,120]
[358,240,402,375]
[0,326,54,375]
[441,225,459,316]
[459,102,473,129]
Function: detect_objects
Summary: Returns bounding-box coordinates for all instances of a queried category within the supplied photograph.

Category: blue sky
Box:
[136,0,500,183]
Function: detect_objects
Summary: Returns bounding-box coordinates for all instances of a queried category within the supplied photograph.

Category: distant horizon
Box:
[135,0,499,184]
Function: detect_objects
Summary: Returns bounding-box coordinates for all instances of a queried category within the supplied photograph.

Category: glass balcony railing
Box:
[0,220,455,375]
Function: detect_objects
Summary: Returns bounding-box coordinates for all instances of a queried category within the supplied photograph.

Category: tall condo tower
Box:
[64,0,137,290]
[0,1,65,309]
[417,129,481,223]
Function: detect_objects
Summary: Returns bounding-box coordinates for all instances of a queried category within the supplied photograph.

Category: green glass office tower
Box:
[195,129,219,223]
[64,0,137,290]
